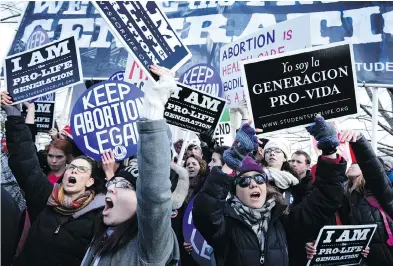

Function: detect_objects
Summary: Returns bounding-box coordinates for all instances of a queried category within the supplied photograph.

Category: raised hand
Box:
[102,150,116,181]
[141,65,179,121]
[306,114,339,152]
[339,130,361,143]
[223,120,262,171]
[1,91,21,116]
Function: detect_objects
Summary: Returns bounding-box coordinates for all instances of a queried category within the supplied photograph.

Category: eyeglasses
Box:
[66,164,90,173]
[234,173,267,188]
[106,179,133,189]
[264,148,283,154]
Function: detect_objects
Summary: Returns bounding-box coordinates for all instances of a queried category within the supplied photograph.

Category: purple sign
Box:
[182,197,214,266]
[70,80,144,161]
[179,64,223,98]
[109,71,125,81]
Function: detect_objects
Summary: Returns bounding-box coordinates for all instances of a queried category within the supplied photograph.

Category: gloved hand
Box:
[306,115,339,154]
[223,122,259,170]
[199,126,217,149]
[141,65,179,120]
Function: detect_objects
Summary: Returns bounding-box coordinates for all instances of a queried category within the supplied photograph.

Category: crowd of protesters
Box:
[1,66,393,266]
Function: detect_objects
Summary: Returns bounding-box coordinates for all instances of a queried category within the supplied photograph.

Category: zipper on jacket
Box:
[54,224,61,234]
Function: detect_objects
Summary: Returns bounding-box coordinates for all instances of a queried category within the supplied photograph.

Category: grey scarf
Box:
[229,196,276,265]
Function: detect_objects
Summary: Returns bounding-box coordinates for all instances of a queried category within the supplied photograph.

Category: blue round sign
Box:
[71,81,144,161]
[179,64,223,98]
[109,71,125,81]
[182,197,214,266]
[26,25,50,50]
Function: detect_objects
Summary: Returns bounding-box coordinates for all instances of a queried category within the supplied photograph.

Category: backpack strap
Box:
[365,195,393,246]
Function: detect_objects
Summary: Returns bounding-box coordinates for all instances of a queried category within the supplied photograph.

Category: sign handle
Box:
[178,131,191,166]
[371,87,379,153]
[59,87,72,130]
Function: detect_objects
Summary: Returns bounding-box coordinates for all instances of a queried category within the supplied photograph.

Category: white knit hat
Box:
[263,138,290,159]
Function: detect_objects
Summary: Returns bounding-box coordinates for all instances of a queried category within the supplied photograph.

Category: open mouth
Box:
[250,192,261,199]
[69,176,77,184]
[104,197,114,210]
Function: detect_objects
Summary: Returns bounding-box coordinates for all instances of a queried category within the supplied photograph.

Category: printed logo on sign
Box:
[25,25,50,50]
[113,145,128,160]
[109,71,125,81]
[70,81,144,161]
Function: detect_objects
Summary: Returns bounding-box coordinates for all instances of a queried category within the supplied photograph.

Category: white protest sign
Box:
[220,15,311,108]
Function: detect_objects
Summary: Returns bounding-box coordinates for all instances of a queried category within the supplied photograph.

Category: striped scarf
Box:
[229,196,276,265]
[47,184,95,215]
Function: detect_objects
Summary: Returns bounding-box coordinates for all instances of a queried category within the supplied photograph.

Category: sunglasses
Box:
[234,173,267,188]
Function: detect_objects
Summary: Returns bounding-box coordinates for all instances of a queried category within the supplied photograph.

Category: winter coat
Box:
[291,170,313,206]
[5,116,105,266]
[1,187,24,266]
[193,156,346,266]
[81,119,180,266]
[340,136,393,266]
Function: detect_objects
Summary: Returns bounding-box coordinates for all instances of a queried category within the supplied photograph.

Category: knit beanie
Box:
[113,166,138,189]
[263,138,290,159]
[223,123,259,170]
[231,156,266,193]
[238,156,264,176]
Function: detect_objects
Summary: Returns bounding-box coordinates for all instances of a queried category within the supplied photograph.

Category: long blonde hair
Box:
[345,174,366,195]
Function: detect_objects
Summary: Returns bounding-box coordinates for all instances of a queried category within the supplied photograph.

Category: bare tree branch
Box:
[365,87,393,129]
[360,104,393,136]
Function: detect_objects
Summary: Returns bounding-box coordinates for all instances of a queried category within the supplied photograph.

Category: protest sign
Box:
[93,1,191,82]
[220,15,311,107]
[179,64,223,98]
[109,71,125,81]
[4,2,392,83]
[308,224,377,266]
[22,100,55,133]
[182,197,213,266]
[165,83,226,134]
[124,55,154,92]
[214,108,234,146]
[25,25,50,50]
[25,25,56,104]
[70,80,144,161]
[4,36,83,104]
[242,42,358,133]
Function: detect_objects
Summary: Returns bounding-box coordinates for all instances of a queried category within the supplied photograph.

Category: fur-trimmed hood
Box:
[170,163,189,210]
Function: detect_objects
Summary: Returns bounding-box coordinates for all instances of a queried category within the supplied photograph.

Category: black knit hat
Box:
[113,166,138,189]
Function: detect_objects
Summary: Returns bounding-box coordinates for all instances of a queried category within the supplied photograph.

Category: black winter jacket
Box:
[341,136,393,266]
[6,116,105,266]
[291,170,313,206]
[193,156,346,266]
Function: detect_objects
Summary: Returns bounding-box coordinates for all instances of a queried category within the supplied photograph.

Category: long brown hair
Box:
[90,216,138,256]
[266,184,286,206]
